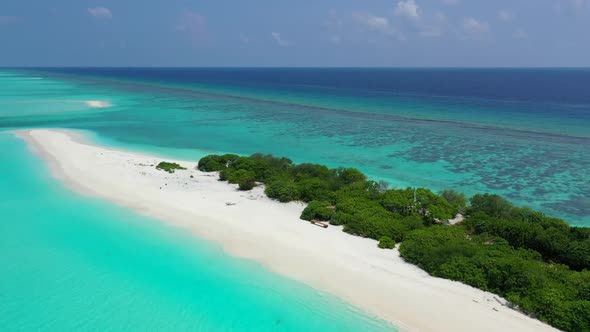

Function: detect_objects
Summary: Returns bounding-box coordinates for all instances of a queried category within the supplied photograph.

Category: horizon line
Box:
[3,65,590,70]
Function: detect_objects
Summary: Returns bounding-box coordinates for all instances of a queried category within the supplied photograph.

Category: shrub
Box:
[336,167,367,185]
[297,177,335,202]
[400,215,425,232]
[441,190,467,213]
[329,212,356,226]
[292,163,331,179]
[197,154,239,172]
[265,179,300,202]
[381,188,414,215]
[219,169,230,181]
[378,236,395,249]
[155,161,186,173]
[250,153,293,180]
[223,169,256,191]
[238,178,257,191]
[300,201,334,221]
[469,193,514,219]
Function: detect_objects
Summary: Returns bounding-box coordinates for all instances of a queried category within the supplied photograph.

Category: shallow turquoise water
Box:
[0,133,394,331]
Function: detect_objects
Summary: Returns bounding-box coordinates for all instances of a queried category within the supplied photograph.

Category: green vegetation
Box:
[197,154,239,172]
[378,236,395,249]
[198,153,590,331]
[440,189,467,214]
[300,201,334,221]
[155,161,186,173]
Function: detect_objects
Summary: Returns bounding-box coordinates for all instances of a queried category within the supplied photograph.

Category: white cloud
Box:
[326,10,405,45]
[271,32,291,47]
[395,0,420,19]
[88,7,112,19]
[463,17,489,38]
[498,10,514,21]
[353,12,391,32]
[415,11,447,38]
[393,0,446,39]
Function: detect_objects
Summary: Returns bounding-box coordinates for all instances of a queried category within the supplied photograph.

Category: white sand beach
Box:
[15,129,559,332]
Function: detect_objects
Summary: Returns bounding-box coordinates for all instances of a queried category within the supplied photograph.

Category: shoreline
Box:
[15,128,558,332]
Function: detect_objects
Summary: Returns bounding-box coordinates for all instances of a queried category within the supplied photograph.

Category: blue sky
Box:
[1,0,590,67]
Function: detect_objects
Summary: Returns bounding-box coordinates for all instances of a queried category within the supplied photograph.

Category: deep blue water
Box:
[31,67,590,105]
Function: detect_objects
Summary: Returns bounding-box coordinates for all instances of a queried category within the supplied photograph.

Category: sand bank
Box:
[84,100,111,108]
[15,129,558,332]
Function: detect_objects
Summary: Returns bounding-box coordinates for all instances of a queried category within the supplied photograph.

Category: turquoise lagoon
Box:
[0,133,394,331]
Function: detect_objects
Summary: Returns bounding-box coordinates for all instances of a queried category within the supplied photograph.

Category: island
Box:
[16,128,579,332]
[198,153,590,332]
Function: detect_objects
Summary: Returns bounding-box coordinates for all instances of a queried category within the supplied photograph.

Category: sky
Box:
[1,0,590,67]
